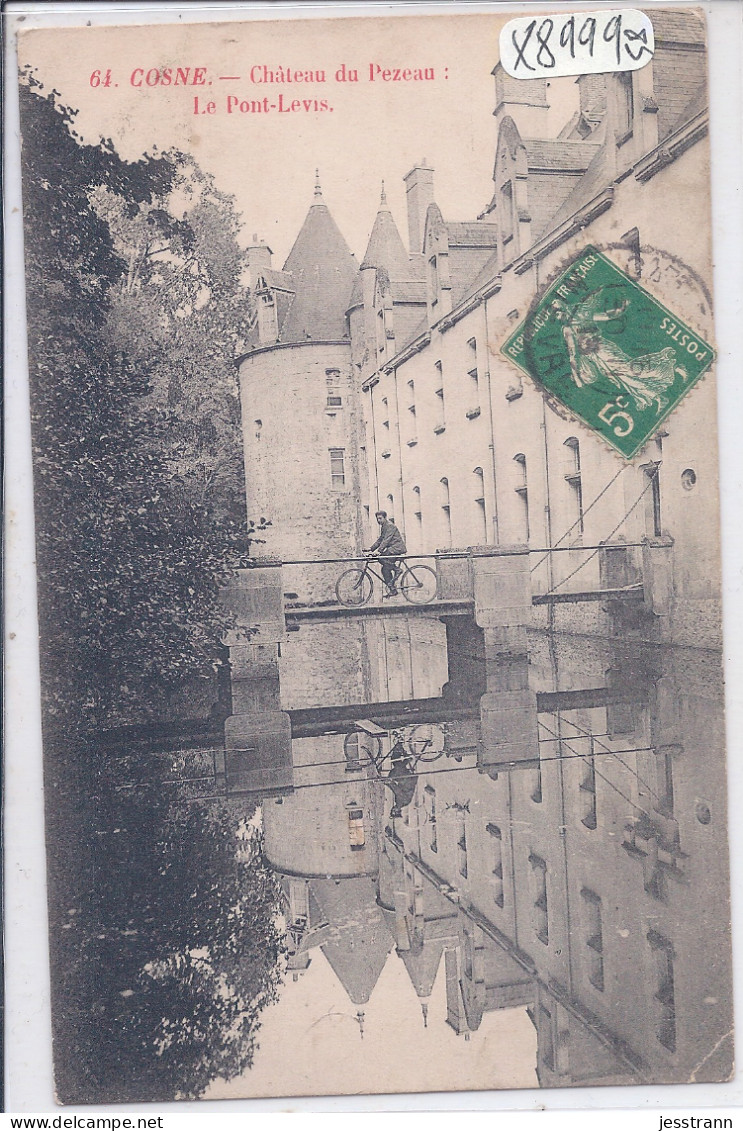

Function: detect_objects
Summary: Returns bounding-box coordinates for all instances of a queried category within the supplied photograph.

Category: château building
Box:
[229,8,731,1090]
[237,8,719,647]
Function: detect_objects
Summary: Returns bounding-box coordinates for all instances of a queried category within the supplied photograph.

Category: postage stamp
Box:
[501,246,715,459]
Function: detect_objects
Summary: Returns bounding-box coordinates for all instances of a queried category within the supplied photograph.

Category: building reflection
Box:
[236,606,731,1088]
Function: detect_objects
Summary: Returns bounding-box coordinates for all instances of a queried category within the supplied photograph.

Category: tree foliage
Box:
[20,75,259,731]
[21,76,285,1105]
[53,767,285,1103]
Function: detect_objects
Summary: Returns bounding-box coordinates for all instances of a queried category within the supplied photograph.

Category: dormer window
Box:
[257,289,278,343]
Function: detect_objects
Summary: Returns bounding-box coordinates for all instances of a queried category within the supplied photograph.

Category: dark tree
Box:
[20,76,258,731]
[53,774,285,1104]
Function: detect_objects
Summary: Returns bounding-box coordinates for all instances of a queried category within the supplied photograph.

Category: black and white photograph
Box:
[5,2,738,1109]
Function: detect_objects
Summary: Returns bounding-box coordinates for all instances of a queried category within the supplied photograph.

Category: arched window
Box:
[406,379,417,445]
[440,477,452,546]
[563,437,584,535]
[412,485,423,539]
[513,454,529,542]
[473,467,487,542]
[433,361,445,433]
[466,338,480,417]
[617,71,634,140]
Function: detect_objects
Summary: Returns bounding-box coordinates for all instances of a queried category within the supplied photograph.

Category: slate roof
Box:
[400,919,458,999]
[255,267,294,293]
[312,877,394,1005]
[458,248,500,304]
[524,138,601,172]
[361,189,411,276]
[446,221,499,249]
[651,9,706,45]
[279,184,358,343]
[536,143,612,238]
[349,190,425,309]
[667,80,708,137]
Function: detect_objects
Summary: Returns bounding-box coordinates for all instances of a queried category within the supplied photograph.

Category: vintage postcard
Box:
[9,1,735,1106]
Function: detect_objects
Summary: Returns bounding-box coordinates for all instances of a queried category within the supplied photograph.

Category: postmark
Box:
[501,244,715,459]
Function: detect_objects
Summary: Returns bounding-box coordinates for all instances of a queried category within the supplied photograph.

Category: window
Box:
[325,368,343,411]
[424,786,437,852]
[617,71,634,139]
[530,760,542,804]
[466,337,480,417]
[501,181,514,243]
[413,486,423,539]
[347,805,366,851]
[457,810,468,879]
[429,256,439,307]
[440,477,452,546]
[258,291,278,341]
[407,379,418,445]
[643,462,662,538]
[580,751,597,830]
[330,449,346,487]
[473,467,487,542]
[653,745,675,819]
[648,931,676,1052]
[564,437,584,536]
[529,853,549,944]
[581,889,605,991]
[514,453,529,542]
[434,361,445,433]
[487,823,504,908]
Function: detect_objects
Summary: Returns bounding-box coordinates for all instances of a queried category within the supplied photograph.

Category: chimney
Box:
[246,233,273,287]
[403,161,435,256]
[492,63,549,135]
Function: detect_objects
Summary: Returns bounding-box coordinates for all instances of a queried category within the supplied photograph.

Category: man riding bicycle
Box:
[367,511,406,596]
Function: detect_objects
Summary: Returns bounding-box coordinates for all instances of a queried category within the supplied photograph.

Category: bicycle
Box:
[335,554,438,607]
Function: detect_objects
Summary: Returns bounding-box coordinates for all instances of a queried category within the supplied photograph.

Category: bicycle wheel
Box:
[400,563,438,604]
[335,567,373,607]
[407,723,446,762]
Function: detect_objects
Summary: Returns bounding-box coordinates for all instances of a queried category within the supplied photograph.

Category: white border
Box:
[4,0,743,1118]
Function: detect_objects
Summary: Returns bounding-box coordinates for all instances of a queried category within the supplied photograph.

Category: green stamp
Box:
[501,246,715,459]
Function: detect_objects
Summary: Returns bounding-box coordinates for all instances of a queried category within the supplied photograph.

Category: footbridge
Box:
[220,540,667,641]
[216,543,667,797]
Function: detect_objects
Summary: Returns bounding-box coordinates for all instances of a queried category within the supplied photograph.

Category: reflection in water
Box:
[231,611,732,1092]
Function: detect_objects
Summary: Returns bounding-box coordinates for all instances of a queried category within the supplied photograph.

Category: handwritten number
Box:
[603,14,623,67]
[559,16,576,59]
[511,21,537,72]
[536,19,556,68]
[506,12,651,75]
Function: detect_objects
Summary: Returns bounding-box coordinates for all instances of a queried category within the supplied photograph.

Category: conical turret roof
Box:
[361,185,411,276]
[280,174,358,343]
[312,877,394,1005]
[349,186,414,310]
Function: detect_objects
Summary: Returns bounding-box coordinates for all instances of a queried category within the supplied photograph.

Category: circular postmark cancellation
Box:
[500,242,716,460]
